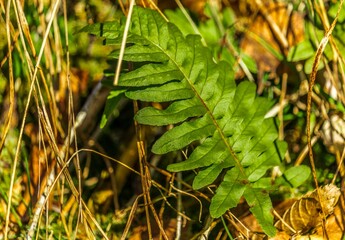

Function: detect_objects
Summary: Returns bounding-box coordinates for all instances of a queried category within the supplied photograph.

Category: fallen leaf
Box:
[274,184,341,235]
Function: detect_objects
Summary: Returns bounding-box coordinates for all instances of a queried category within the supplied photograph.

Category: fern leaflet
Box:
[82,7,287,237]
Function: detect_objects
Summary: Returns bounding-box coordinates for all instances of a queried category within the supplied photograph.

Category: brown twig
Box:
[133,101,153,239]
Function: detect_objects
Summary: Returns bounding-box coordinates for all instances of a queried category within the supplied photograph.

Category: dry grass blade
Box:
[169,182,203,222]
[114,0,135,86]
[4,0,62,238]
[2,0,100,238]
[133,99,170,240]
[62,0,84,233]
[306,0,344,234]
[1,0,15,158]
[14,0,36,57]
[26,149,113,239]
[121,194,142,240]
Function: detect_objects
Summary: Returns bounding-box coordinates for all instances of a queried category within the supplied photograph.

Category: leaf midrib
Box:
[133,17,247,179]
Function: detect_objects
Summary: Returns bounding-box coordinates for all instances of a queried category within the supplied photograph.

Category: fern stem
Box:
[221,216,234,240]
[175,171,182,240]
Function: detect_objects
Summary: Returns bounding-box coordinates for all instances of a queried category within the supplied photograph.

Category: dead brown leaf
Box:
[274,184,341,237]
[238,1,304,92]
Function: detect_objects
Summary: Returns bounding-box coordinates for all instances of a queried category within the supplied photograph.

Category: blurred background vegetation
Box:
[0,0,345,239]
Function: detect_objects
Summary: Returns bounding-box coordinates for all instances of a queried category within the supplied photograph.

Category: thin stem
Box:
[113,0,135,85]
[5,0,61,238]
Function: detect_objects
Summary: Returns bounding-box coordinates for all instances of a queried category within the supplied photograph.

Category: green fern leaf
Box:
[134,98,206,126]
[82,7,287,237]
[243,188,276,237]
[120,63,184,87]
[210,167,247,217]
[110,44,169,62]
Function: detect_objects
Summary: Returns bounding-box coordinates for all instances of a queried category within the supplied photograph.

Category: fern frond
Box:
[82,7,287,237]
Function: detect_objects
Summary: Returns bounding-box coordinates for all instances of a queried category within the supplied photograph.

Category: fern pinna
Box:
[82,6,287,236]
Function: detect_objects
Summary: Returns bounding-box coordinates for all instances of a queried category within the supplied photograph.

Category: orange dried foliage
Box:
[271,201,345,239]
[271,184,344,240]
[313,202,345,240]
[230,185,343,239]
[57,67,88,112]
[156,0,207,16]
[136,0,158,9]
[274,184,341,235]
[181,0,207,16]
[236,1,304,91]
[128,218,180,240]
[14,124,56,222]
[15,123,68,224]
